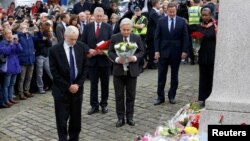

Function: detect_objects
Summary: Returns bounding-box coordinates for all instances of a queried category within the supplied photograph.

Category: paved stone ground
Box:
[0,64,199,141]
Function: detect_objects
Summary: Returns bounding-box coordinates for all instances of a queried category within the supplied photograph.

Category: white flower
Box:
[114,44,120,49]
[121,45,126,51]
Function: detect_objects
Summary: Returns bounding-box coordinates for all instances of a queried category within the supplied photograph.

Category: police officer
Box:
[131,6,148,71]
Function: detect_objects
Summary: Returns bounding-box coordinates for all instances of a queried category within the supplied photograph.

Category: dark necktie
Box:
[69,47,75,83]
[170,18,174,33]
[124,37,128,42]
[95,23,100,37]
[81,22,85,34]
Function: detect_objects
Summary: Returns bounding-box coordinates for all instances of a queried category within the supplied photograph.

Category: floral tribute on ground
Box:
[135,103,207,141]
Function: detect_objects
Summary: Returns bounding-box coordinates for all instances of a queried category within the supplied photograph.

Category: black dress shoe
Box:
[169,99,176,104]
[116,119,125,127]
[101,106,108,114]
[127,119,135,126]
[87,107,99,115]
[154,99,165,105]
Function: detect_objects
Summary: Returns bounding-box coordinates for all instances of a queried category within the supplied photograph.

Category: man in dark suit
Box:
[71,0,92,15]
[82,7,112,115]
[108,18,144,127]
[154,2,189,105]
[49,26,88,141]
[78,12,88,41]
[146,0,161,69]
[56,13,70,43]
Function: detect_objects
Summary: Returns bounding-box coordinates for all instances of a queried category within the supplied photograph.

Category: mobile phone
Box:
[13,34,18,40]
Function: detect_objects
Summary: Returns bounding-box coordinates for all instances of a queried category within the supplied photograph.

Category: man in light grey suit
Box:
[56,13,70,43]
[108,18,144,128]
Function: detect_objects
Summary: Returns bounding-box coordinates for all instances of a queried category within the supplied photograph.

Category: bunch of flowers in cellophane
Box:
[95,40,111,55]
[191,32,204,56]
[114,42,138,71]
[135,103,205,141]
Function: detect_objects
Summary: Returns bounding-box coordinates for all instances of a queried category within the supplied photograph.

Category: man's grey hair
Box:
[111,13,119,19]
[78,12,86,16]
[120,18,133,28]
[64,26,79,36]
[94,7,104,15]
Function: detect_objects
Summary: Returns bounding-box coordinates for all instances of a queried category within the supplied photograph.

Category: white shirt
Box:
[63,42,78,78]
[153,7,160,14]
[62,21,67,29]
[168,16,176,32]
[94,22,102,32]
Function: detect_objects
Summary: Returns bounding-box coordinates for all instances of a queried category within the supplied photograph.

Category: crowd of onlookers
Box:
[0,0,219,108]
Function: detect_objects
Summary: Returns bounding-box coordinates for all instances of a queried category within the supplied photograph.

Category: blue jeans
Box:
[1,74,17,103]
[36,56,53,92]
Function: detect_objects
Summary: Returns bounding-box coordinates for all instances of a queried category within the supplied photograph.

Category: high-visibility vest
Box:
[132,16,148,35]
[188,6,201,25]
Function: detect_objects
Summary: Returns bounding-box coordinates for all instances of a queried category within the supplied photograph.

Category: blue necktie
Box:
[69,47,75,83]
[170,18,174,33]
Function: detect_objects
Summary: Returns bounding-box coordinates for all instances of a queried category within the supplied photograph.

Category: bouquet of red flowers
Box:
[95,40,111,51]
[191,32,204,56]
[191,32,204,40]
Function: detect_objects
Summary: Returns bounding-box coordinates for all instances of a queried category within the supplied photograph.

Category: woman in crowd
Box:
[0,29,22,108]
[69,14,80,29]
[198,8,217,107]
[89,15,95,23]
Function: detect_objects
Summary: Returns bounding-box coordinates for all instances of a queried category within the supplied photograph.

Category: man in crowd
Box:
[56,13,70,43]
[146,0,161,69]
[78,12,88,40]
[71,0,92,15]
[154,2,189,105]
[82,7,112,115]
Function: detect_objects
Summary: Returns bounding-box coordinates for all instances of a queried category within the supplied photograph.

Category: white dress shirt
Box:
[168,16,176,32]
[62,21,67,29]
[63,42,78,78]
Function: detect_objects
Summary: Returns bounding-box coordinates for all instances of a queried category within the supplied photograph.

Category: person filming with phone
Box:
[0,28,23,108]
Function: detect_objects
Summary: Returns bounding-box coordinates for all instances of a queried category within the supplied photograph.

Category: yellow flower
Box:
[184,127,198,135]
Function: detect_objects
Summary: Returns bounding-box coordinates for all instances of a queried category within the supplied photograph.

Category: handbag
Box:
[0,57,7,73]
[0,54,6,63]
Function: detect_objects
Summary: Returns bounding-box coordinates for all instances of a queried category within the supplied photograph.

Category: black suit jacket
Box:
[154,16,189,59]
[71,2,92,15]
[49,41,87,100]
[56,22,65,43]
[108,33,144,77]
[147,8,161,40]
[82,22,112,67]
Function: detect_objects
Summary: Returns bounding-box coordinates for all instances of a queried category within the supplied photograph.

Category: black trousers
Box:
[198,64,214,101]
[146,38,156,67]
[113,74,137,120]
[157,58,180,100]
[54,94,82,141]
[88,66,110,108]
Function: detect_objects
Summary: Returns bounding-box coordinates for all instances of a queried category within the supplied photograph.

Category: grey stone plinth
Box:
[199,0,250,132]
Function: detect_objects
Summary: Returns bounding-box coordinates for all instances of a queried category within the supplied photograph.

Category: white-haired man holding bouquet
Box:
[108,18,144,128]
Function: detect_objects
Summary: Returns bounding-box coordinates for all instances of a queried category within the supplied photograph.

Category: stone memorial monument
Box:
[199,0,250,132]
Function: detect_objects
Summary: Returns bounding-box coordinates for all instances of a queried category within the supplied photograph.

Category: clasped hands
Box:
[117,56,137,64]
[68,84,79,94]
